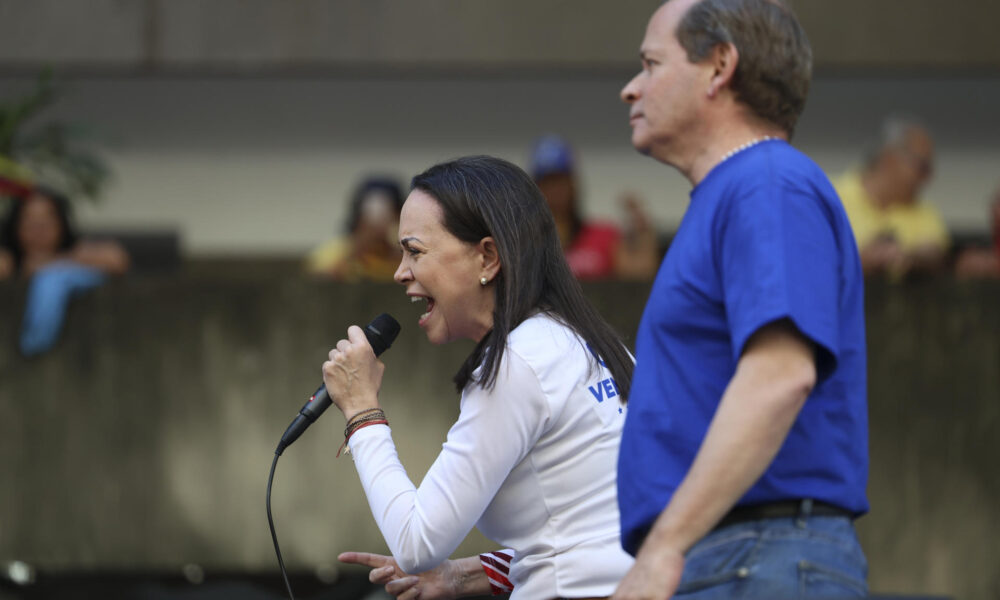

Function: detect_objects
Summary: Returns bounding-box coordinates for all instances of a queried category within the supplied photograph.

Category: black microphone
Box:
[276,313,401,455]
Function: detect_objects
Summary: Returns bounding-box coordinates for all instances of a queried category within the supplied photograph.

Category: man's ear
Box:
[707,42,739,99]
[478,237,501,281]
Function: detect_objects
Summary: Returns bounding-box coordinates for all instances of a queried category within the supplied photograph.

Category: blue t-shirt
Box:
[618,140,869,555]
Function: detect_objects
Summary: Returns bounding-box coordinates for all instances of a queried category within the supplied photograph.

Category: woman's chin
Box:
[420,322,445,345]
[422,323,457,346]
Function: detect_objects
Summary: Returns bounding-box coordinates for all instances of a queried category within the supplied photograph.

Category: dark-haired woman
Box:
[323,156,634,599]
[305,176,404,281]
[0,187,128,280]
[0,187,128,355]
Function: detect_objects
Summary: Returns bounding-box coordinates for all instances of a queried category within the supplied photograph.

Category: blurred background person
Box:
[832,116,950,277]
[305,175,404,282]
[954,184,1000,279]
[529,134,660,281]
[0,187,128,279]
[0,185,128,356]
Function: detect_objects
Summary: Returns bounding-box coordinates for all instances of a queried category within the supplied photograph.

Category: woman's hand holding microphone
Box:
[322,325,387,422]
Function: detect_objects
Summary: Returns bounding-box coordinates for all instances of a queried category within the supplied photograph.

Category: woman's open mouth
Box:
[411,295,436,326]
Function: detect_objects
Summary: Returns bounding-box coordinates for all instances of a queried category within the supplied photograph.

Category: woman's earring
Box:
[480,277,488,286]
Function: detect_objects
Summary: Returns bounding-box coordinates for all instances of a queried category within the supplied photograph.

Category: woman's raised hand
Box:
[322,325,386,421]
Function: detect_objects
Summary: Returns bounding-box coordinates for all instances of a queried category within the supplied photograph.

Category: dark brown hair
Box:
[675,0,812,137]
[0,186,78,272]
[344,176,404,234]
[411,156,633,398]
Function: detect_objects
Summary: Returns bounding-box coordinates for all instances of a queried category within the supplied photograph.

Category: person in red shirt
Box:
[954,185,1000,278]
[529,135,659,280]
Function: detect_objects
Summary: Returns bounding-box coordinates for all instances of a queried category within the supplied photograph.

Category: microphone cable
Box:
[266,314,400,600]
[267,452,295,599]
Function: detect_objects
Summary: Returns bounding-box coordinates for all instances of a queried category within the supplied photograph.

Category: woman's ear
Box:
[478,237,501,281]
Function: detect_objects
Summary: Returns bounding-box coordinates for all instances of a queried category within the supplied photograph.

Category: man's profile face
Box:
[620,0,708,160]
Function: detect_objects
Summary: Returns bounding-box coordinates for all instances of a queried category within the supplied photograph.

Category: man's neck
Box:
[678,120,786,186]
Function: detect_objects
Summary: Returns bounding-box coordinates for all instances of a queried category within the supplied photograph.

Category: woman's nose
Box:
[393,259,410,284]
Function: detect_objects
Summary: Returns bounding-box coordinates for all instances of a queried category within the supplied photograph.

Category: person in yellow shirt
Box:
[305,176,403,281]
[833,117,949,276]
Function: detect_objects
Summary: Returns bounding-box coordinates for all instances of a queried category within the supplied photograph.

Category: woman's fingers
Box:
[337,551,390,568]
[386,576,420,598]
[328,324,372,362]
[338,552,410,592]
[322,325,385,415]
[346,325,370,349]
[370,566,398,585]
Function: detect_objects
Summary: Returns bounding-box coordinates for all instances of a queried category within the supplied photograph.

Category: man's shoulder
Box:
[720,141,826,186]
[713,142,834,203]
[764,141,827,178]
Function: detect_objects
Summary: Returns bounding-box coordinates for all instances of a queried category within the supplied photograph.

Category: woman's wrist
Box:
[343,402,381,423]
[337,407,388,458]
[451,556,491,598]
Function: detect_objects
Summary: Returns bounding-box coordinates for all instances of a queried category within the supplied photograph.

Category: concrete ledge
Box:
[0,277,997,598]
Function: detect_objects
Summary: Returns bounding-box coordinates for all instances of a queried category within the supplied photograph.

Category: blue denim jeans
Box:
[675,515,868,600]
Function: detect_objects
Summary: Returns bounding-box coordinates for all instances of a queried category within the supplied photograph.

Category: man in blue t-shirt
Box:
[612,1,868,599]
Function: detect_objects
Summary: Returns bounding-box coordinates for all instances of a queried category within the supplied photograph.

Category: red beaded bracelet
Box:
[337,419,389,458]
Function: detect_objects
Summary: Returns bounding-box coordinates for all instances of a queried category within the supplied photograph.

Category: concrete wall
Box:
[2,0,998,70]
[1,73,998,255]
[0,276,998,599]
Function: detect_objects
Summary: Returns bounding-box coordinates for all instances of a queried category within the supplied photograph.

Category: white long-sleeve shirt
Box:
[348,313,634,599]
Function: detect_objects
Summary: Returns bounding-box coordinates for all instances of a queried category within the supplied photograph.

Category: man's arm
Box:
[613,319,816,599]
[71,240,130,275]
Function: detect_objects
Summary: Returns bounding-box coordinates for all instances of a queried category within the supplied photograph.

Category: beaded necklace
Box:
[718,135,776,165]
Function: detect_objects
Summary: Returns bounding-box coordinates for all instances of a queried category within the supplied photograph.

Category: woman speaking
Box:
[322,156,633,599]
